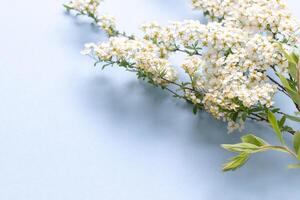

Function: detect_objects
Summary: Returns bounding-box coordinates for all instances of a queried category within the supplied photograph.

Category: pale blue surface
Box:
[0,0,300,199]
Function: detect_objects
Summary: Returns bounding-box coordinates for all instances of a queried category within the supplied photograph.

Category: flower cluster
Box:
[141,20,282,132]
[64,0,101,17]
[181,55,203,76]
[66,0,300,133]
[81,37,177,86]
[191,0,300,46]
[64,0,117,36]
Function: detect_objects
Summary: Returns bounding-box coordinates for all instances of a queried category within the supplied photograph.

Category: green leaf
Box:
[222,153,250,172]
[288,62,297,80]
[221,143,261,153]
[284,52,296,65]
[286,89,300,105]
[277,72,293,90]
[282,125,295,133]
[291,52,299,63]
[285,114,300,122]
[278,116,286,128]
[241,112,247,121]
[293,132,300,160]
[223,143,289,154]
[277,73,300,104]
[230,112,239,122]
[268,110,285,145]
[241,134,267,147]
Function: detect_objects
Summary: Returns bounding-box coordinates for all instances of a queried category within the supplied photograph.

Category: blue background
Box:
[1,0,300,199]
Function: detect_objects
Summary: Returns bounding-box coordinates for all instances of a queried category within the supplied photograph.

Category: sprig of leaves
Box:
[222,110,300,171]
[222,133,299,171]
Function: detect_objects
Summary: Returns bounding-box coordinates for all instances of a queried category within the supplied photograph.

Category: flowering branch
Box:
[64,0,300,171]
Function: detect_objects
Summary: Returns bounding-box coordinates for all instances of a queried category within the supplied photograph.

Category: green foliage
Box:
[221,135,266,171]
[276,72,300,105]
[293,132,300,160]
[285,114,300,122]
[221,133,298,171]
[288,62,297,80]
[241,134,267,147]
[222,143,262,153]
[278,115,286,128]
[267,110,285,145]
[222,153,249,172]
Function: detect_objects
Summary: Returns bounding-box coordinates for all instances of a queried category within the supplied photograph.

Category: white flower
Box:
[97,15,116,35]
[181,55,203,76]
[65,0,102,17]
[81,43,96,55]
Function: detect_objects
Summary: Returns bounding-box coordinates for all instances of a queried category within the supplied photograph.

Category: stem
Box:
[165,87,184,98]
[263,145,298,159]
[172,46,202,56]
[251,113,267,121]
[267,75,289,96]
[160,77,196,92]
[247,116,264,121]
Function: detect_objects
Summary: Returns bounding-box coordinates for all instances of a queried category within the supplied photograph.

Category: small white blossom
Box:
[181,55,203,76]
[82,37,177,86]
[97,15,117,35]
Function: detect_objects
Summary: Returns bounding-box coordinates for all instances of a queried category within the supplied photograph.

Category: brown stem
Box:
[267,75,289,96]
